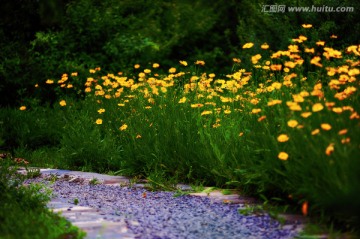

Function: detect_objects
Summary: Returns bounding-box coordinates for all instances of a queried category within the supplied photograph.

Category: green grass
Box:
[0,156,85,239]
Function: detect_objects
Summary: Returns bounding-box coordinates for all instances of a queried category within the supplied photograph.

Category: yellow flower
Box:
[134,64,140,69]
[258,115,266,122]
[277,134,289,142]
[19,106,26,111]
[179,60,188,66]
[208,73,216,78]
[169,67,176,73]
[191,103,204,108]
[95,119,103,125]
[251,54,262,64]
[278,152,289,161]
[332,107,343,113]
[305,48,315,54]
[138,72,146,78]
[201,110,212,116]
[223,109,231,114]
[119,124,128,131]
[302,24,312,28]
[261,43,269,49]
[89,69,96,73]
[239,132,244,137]
[312,103,324,112]
[287,120,298,128]
[311,129,320,135]
[242,42,254,49]
[144,69,151,73]
[97,108,105,114]
[195,60,205,66]
[325,143,334,156]
[289,104,302,111]
[316,41,325,46]
[310,56,323,67]
[178,97,187,103]
[71,72,78,76]
[251,108,262,114]
[267,99,282,106]
[136,134,142,139]
[301,112,312,118]
[46,79,54,84]
[338,129,348,135]
[321,123,332,131]
[152,63,160,68]
[59,100,66,107]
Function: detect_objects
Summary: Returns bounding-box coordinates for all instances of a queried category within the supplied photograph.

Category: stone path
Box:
[21,168,307,239]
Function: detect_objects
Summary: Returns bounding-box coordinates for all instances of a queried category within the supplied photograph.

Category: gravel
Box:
[25,177,302,239]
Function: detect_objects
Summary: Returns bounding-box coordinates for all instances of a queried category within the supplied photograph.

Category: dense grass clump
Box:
[0,156,85,239]
[1,24,359,232]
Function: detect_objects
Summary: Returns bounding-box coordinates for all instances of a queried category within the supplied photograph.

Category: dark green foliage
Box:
[1,0,359,106]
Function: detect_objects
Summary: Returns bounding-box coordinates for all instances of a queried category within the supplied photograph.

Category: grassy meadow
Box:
[1,24,359,233]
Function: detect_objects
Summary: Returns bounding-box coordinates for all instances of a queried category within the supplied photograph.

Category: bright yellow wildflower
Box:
[258,115,266,122]
[191,103,204,108]
[277,134,289,142]
[302,24,312,28]
[223,109,231,114]
[169,67,176,73]
[19,106,26,111]
[179,60,188,66]
[267,99,282,106]
[178,97,187,103]
[251,108,262,114]
[136,134,142,139]
[332,107,343,113]
[270,64,282,71]
[301,112,312,118]
[89,69,96,73]
[305,48,315,54]
[312,103,324,112]
[195,60,205,66]
[287,120,298,128]
[242,42,254,49]
[97,108,105,114]
[278,152,289,161]
[261,43,269,49]
[152,63,159,68]
[321,123,332,131]
[46,79,54,84]
[310,56,323,67]
[95,119,103,125]
[311,129,320,135]
[338,129,348,135]
[134,64,140,69]
[316,41,325,46]
[208,73,216,78]
[325,143,334,156]
[59,100,66,107]
[201,110,212,116]
[119,124,128,131]
[289,103,302,111]
[144,69,151,73]
[251,54,262,64]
